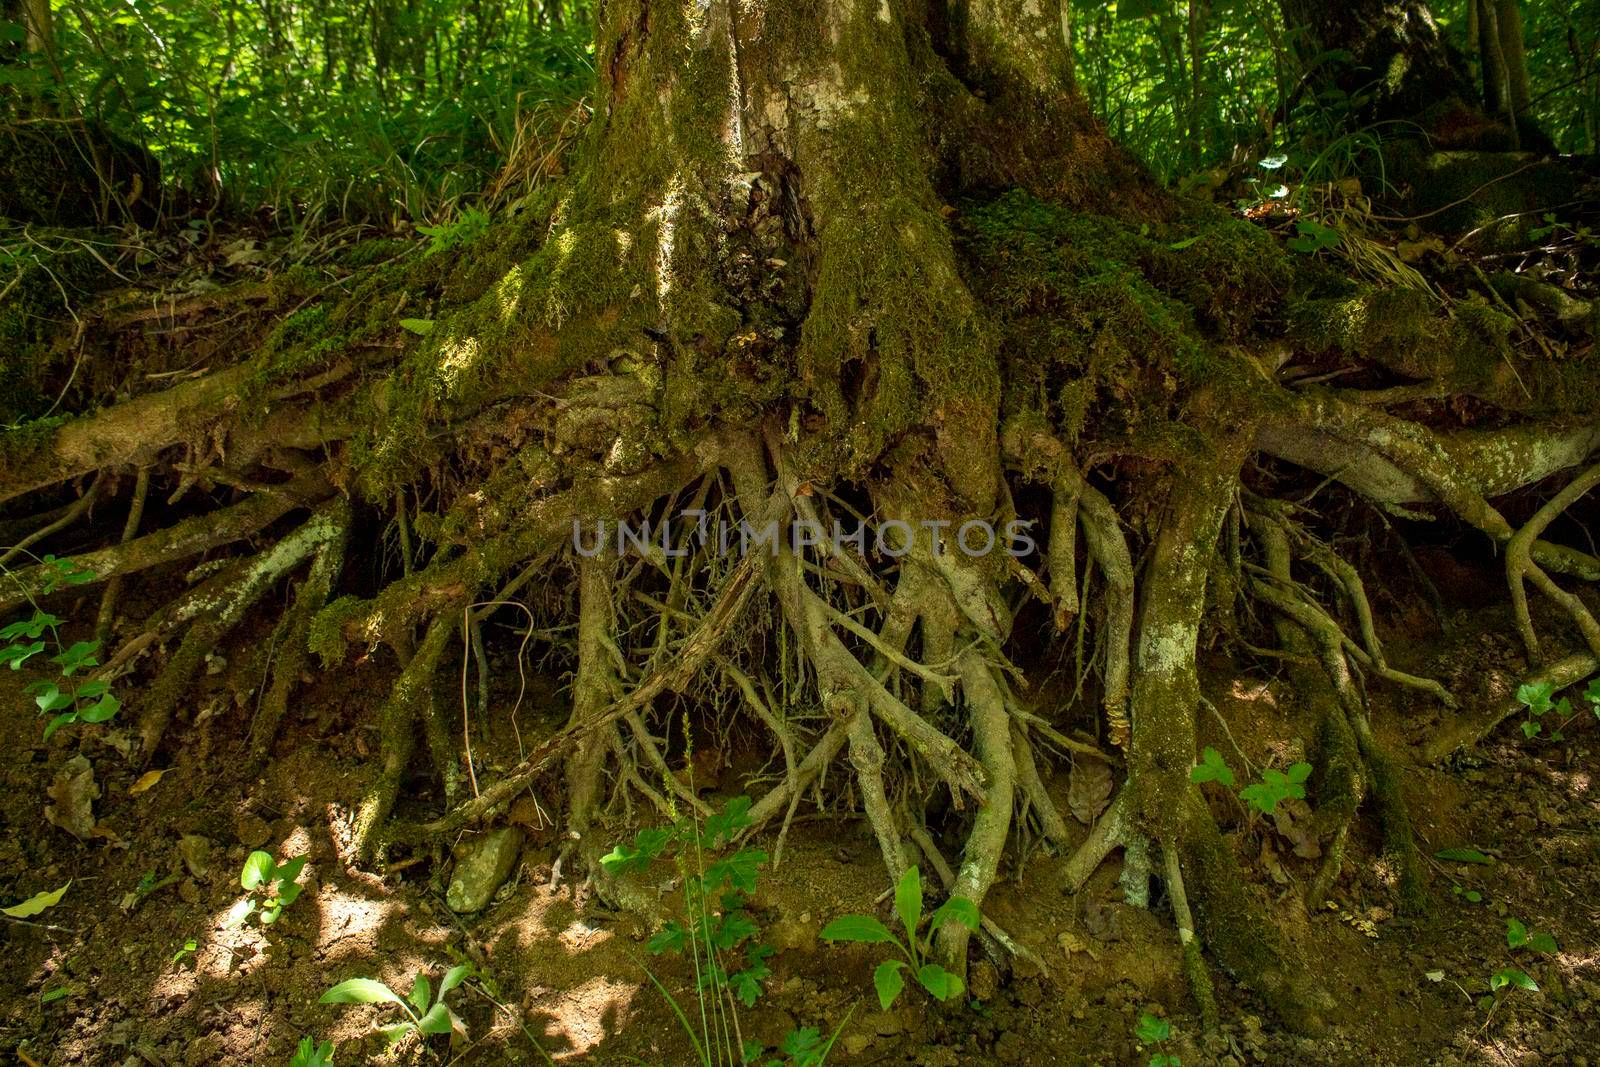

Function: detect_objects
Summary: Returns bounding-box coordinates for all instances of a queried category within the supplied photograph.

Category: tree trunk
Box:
[1278,0,1477,125]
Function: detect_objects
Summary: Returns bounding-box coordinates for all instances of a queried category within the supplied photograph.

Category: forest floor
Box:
[3,549,1600,1066]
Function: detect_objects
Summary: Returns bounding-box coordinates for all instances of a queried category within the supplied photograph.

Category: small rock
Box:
[843,1034,872,1056]
[178,879,200,904]
[177,835,212,879]
[446,827,525,912]
[234,813,271,849]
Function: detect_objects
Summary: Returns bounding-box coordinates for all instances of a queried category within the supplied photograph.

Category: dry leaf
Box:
[45,755,100,839]
[129,769,167,796]
[1270,798,1322,859]
[1067,757,1113,825]
[1259,838,1289,885]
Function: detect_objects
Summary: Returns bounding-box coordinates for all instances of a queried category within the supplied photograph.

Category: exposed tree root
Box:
[137,499,346,757]
[247,498,350,772]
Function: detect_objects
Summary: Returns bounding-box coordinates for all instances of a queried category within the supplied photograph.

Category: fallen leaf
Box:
[1067,757,1113,825]
[1,881,70,918]
[45,755,100,839]
[129,769,167,795]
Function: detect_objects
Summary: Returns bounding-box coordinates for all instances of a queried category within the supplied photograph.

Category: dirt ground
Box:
[4,547,1600,1066]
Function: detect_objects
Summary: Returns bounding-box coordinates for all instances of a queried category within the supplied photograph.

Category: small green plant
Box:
[1515,678,1600,742]
[604,796,777,1009]
[739,1022,849,1067]
[1287,217,1342,254]
[172,938,199,964]
[1188,747,1234,787]
[1135,1010,1181,1067]
[1239,762,1312,816]
[226,850,307,926]
[289,1037,335,1067]
[1505,918,1558,956]
[320,964,472,1046]
[1,555,118,739]
[820,866,980,1010]
[416,207,490,255]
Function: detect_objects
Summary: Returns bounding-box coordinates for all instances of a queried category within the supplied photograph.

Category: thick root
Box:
[352,617,454,862]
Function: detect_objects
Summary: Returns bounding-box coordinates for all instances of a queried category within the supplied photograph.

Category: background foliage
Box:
[0,0,1594,226]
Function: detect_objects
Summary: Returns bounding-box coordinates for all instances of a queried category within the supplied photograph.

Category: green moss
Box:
[958,191,1290,444]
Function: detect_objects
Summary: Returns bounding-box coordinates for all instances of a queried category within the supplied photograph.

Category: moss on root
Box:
[959,191,1292,444]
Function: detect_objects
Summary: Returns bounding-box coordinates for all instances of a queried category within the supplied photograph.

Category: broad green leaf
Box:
[1135,1011,1171,1043]
[1516,682,1555,714]
[2,880,70,918]
[930,897,981,934]
[1,640,45,669]
[782,1027,822,1056]
[1259,154,1288,169]
[895,866,923,941]
[1490,968,1538,993]
[1583,678,1600,705]
[241,850,275,890]
[1506,918,1527,949]
[378,1022,415,1045]
[915,963,964,1001]
[42,712,76,741]
[33,684,72,714]
[320,978,404,1005]
[1530,932,1558,954]
[647,920,686,955]
[1286,762,1312,785]
[398,318,433,335]
[1434,847,1492,865]
[275,855,308,884]
[78,693,120,724]
[417,1001,452,1035]
[51,640,101,676]
[820,915,895,944]
[1168,235,1201,250]
[873,959,905,1010]
[439,963,473,997]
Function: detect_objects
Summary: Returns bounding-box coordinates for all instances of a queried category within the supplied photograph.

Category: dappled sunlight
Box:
[438,333,482,395]
[534,975,640,1058]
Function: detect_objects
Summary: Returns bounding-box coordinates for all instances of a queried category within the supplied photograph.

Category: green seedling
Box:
[820,866,980,1010]
[1188,747,1234,787]
[605,795,776,1009]
[227,850,308,926]
[320,964,473,1046]
[1239,763,1312,816]
[739,1019,851,1067]
[289,1037,335,1067]
[1135,1010,1181,1067]
[1506,918,1558,955]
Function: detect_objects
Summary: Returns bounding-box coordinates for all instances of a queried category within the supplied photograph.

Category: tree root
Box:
[353,616,455,862]
[247,498,350,772]
[0,472,330,614]
[1506,459,1600,661]
[1420,650,1600,762]
[137,499,346,757]
[1246,508,1427,913]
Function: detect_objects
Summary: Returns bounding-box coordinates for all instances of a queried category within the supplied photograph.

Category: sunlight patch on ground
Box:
[535,975,639,1058]
[315,888,394,953]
